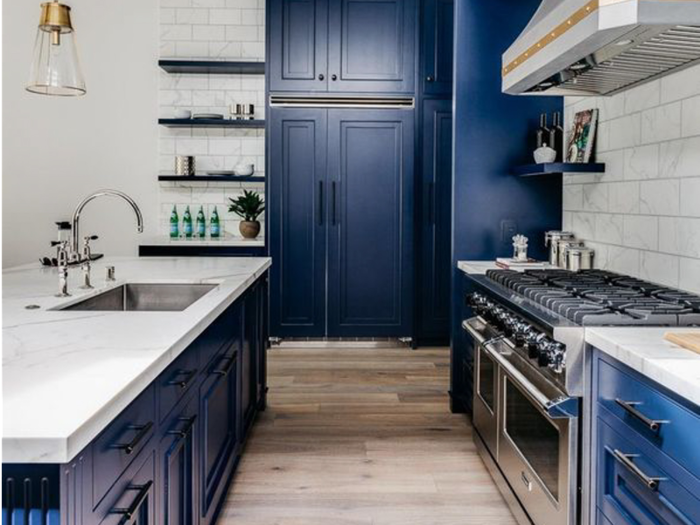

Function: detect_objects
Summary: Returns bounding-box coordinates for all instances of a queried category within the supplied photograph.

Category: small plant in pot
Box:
[228,190,265,239]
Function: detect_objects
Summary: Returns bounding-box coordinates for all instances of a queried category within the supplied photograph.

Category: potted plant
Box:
[228,190,265,239]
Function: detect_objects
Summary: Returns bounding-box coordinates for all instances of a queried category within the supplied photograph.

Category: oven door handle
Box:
[462,317,502,346]
[483,342,579,419]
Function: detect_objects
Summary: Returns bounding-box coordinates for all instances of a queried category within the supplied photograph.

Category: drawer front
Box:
[597,418,700,525]
[597,356,700,478]
[93,386,156,509]
[596,508,614,525]
[94,449,156,525]
[158,346,199,423]
[198,302,242,370]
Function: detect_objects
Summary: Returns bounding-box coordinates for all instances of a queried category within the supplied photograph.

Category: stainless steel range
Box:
[462,268,700,525]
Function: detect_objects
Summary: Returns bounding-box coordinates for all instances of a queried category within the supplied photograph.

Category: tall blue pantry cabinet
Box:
[267,0,421,339]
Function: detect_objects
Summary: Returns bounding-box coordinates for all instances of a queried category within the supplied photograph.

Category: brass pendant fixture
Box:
[26,0,86,96]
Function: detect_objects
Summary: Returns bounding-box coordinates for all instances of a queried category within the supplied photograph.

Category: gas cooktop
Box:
[485,269,700,327]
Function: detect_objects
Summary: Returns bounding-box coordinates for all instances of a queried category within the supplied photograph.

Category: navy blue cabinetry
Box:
[421,0,453,96]
[417,99,452,345]
[592,350,700,525]
[269,108,414,338]
[268,0,417,94]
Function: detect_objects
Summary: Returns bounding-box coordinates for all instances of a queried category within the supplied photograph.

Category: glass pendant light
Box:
[26,1,86,96]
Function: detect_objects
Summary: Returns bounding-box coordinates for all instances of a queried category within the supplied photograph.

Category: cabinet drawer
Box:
[158,346,199,423]
[198,302,242,369]
[596,508,614,525]
[597,356,700,478]
[92,386,156,509]
[597,418,700,525]
[93,448,156,525]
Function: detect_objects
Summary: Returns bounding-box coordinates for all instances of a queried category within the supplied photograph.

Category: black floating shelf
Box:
[159,175,265,182]
[159,118,265,128]
[159,59,265,75]
[513,162,606,177]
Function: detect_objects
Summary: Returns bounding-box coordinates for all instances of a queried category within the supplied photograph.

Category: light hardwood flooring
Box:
[222,347,517,525]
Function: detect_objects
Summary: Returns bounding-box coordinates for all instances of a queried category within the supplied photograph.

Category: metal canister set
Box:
[545,231,595,271]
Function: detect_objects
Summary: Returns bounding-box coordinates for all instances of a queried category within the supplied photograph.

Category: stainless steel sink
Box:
[61,283,217,312]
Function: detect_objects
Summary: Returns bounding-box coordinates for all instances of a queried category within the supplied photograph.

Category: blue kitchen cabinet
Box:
[327,109,414,337]
[267,0,417,94]
[417,99,452,345]
[242,281,265,431]
[268,108,328,337]
[268,0,329,92]
[421,0,454,96]
[592,350,700,525]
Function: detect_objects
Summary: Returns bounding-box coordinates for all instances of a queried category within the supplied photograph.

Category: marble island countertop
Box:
[2,256,271,464]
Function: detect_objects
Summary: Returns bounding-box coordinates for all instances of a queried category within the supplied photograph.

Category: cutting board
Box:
[665,332,700,355]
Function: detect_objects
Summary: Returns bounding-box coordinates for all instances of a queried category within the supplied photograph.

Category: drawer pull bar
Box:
[167,368,198,389]
[168,415,197,439]
[613,449,665,491]
[212,351,237,377]
[615,399,668,432]
[109,481,153,525]
[111,422,154,455]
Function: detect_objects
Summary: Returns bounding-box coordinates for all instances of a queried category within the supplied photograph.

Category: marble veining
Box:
[2,256,271,464]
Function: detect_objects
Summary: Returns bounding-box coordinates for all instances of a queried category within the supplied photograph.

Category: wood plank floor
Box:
[222,347,517,525]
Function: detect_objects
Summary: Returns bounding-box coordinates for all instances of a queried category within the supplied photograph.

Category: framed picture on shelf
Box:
[566,109,599,163]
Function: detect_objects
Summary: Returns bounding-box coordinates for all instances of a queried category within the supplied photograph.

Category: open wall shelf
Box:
[158,118,265,128]
[513,162,606,177]
[158,175,265,182]
[159,60,265,75]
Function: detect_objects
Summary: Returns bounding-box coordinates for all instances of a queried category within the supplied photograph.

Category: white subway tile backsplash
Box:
[608,181,640,215]
[606,246,641,276]
[639,179,680,216]
[681,94,700,138]
[623,215,658,250]
[210,8,242,24]
[640,251,680,288]
[623,144,658,180]
[659,136,700,179]
[582,184,608,212]
[625,80,660,114]
[659,217,700,259]
[594,214,624,245]
[572,212,596,240]
[608,114,641,150]
[680,257,700,295]
[660,64,700,104]
[640,102,681,144]
[680,178,700,218]
[176,8,209,24]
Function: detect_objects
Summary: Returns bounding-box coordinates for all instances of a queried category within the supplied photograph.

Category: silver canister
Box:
[175,156,195,176]
[242,104,255,120]
[566,247,595,272]
[545,230,575,266]
[557,239,585,269]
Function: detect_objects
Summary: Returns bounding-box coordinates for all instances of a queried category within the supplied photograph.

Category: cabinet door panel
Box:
[327,109,414,336]
[269,0,328,92]
[421,0,454,95]
[418,99,452,344]
[328,0,416,93]
[269,108,328,337]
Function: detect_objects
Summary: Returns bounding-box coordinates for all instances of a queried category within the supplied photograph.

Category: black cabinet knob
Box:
[426,75,435,82]
[318,74,324,81]
[331,74,338,81]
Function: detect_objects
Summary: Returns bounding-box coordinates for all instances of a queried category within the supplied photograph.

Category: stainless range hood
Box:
[503,0,700,96]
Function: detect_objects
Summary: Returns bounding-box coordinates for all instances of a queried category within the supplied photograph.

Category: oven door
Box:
[463,317,500,459]
[486,342,579,525]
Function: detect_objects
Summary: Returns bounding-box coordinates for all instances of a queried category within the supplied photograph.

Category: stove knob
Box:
[525,331,543,359]
[502,315,520,337]
[548,342,566,374]
[467,293,483,307]
[536,336,554,366]
[513,322,532,347]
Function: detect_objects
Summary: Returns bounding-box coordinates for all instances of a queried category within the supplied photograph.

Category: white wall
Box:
[158,0,265,238]
[2,0,159,268]
[563,63,700,293]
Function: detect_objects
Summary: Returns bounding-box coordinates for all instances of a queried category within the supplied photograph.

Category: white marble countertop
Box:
[139,235,264,247]
[457,261,500,275]
[586,328,700,406]
[2,256,271,464]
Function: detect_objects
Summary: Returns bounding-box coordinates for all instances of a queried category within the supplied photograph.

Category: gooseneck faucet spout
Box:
[70,190,144,258]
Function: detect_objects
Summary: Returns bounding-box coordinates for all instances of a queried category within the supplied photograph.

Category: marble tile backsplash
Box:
[563,63,700,293]
[158,0,265,239]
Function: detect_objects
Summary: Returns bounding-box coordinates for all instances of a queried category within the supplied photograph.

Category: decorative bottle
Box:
[169,205,179,238]
[183,206,193,238]
[210,207,221,238]
[196,206,206,238]
[536,113,550,149]
[549,112,565,162]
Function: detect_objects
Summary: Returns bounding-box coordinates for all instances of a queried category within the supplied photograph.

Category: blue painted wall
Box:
[450,0,563,411]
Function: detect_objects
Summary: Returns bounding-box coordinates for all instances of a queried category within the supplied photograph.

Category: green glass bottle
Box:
[169,205,179,238]
[196,206,206,238]
[182,206,193,238]
[210,206,221,238]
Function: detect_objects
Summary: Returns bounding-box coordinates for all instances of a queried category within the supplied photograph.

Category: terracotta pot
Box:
[239,220,261,239]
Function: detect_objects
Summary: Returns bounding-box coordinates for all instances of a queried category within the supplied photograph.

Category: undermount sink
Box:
[61,283,217,312]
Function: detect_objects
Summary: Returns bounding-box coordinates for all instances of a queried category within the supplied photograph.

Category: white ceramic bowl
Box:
[174,109,192,119]
[233,163,255,176]
[533,145,557,164]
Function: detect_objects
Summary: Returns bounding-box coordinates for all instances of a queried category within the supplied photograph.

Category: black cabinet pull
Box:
[331,74,338,81]
[109,481,153,525]
[167,368,198,389]
[615,399,668,432]
[318,74,324,81]
[167,415,197,439]
[612,449,665,491]
[318,180,324,226]
[426,75,435,82]
[332,182,338,225]
[111,422,153,455]
[211,351,237,377]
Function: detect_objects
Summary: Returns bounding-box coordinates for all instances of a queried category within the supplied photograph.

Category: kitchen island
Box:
[3,256,271,525]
